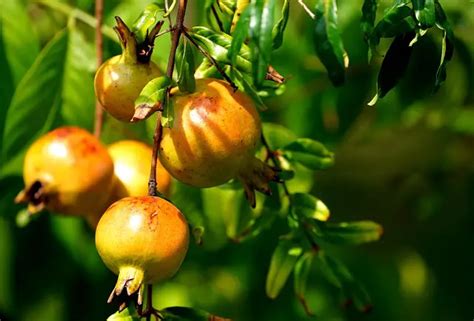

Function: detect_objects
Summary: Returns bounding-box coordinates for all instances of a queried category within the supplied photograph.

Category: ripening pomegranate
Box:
[94,17,162,122]
[95,196,189,305]
[108,140,172,197]
[159,78,278,207]
[15,127,115,222]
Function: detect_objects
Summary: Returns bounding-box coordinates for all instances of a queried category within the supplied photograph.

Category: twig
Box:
[148,0,188,197]
[211,4,225,32]
[93,0,104,137]
[297,0,316,20]
[261,133,319,251]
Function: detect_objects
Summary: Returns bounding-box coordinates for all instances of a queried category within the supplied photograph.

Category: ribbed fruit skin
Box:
[95,196,189,284]
[159,78,261,187]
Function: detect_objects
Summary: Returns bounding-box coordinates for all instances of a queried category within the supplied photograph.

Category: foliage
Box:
[0,0,473,320]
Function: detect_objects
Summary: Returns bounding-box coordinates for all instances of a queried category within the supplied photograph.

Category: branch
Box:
[148,0,188,196]
[93,0,104,137]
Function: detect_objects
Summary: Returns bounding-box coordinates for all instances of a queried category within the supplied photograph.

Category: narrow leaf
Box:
[248,0,277,85]
[314,220,383,245]
[272,0,289,49]
[228,6,251,66]
[368,31,415,105]
[176,39,196,93]
[292,193,330,222]
[1,0,40,85]
[412,0,435,29]
[266,237,303,299]
[371,4,416,45]
[61,25,95,130]
[318,253,372,311]
[361,0,377,44]
[189,27,252,73]
[1,30,68,176]
[434,1,454,90]
[294,252,314,296]
[313,0,348,86]
[161,306,232,321]
[133,76,171,122]
[282,138,335,170]
[131,3,164,43]
[228,68,267,110]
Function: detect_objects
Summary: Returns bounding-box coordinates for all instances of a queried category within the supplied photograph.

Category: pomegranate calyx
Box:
[237,157,280,208]
[108,266,145,307]
[15,180,48,215]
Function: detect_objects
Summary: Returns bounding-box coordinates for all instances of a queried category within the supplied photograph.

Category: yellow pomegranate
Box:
[108,140,172,197]
[94,17,162,122]
[159,78,277,207]
[15,127,115,221]
[95,196,189,305]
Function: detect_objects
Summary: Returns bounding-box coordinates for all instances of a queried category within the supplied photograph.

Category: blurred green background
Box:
[0,0,473,320]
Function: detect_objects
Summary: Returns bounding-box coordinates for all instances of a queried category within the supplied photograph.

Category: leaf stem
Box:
[148,0,188,196]
[183,30,237,90]
[93,0,104,138]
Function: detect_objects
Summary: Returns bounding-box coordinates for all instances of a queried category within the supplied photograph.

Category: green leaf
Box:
[248,0,276,85]
[1,0,40,85]
[368,31,415,105]
[262,123,297,149]
[61,24,95,130]
[131,3,164,44]
[314,220,383,245]
[361,0,377,46]
[189,26,252,73]
[371,3,416,44]
[292,193,330,222]
[176,39,196,93]
[313,0,348,86]
[107,305,140,321]
[228,67,267,110]
[294,251,314,297]
[228,6,251,66]
[272,0,289,50]
[434,1,454,91]
[412,0,435,29]
[318,253,372,311]
[266,237,303,299]
[234,183,281,242]
[161,306,231,321]
[282,138,335,170]
[133,76,171,123]
[294,251,315,315]
[1,30,68,176]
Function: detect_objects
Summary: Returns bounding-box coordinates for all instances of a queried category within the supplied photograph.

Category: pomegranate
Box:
[108,140,172,197]
[15,127,114,222]
[95,196,189,305]
[94,17,162,122]
[159,78,277,207]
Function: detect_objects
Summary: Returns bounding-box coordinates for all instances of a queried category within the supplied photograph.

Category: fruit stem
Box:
[148,0,188,197]
[93,0,104,138]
